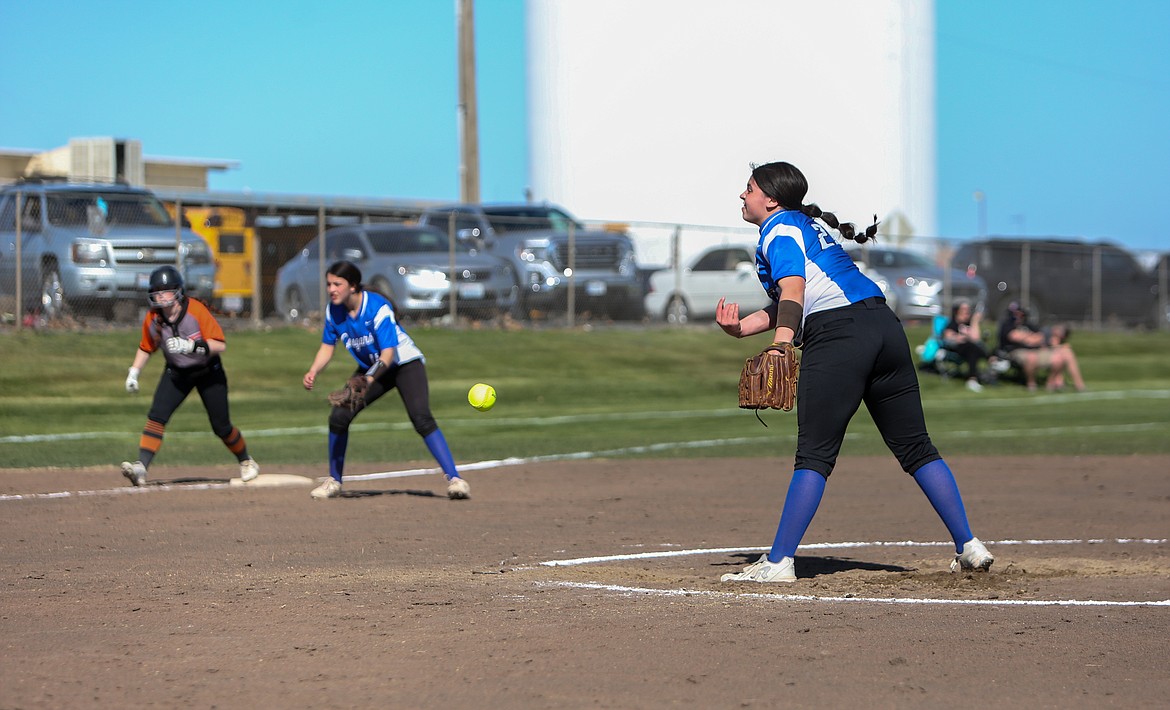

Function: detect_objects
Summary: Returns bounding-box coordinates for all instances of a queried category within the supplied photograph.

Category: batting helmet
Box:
[147,265,184,309]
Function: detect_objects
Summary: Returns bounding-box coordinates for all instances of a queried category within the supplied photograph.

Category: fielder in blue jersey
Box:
[301,260,470,500]
[716,161,993,582]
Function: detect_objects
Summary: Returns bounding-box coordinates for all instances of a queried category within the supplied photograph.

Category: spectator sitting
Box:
[1041,323,1085,392]
[997,302,1086,392]
[942,301,990,392]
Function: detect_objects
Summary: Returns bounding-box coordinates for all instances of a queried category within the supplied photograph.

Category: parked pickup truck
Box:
[0,179,214,321]
[418,202,643,320]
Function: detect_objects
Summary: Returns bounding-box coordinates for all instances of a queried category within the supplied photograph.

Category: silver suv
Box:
[419,203,643,319]
[0,180,214,321]
[274,222,518,322]
[850,246,987,322]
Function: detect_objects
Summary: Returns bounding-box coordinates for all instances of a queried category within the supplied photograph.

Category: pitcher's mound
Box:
[230,474,315,488]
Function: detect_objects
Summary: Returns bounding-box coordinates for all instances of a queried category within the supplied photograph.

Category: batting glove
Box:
[166,336,196,355]
[125,367,140,393]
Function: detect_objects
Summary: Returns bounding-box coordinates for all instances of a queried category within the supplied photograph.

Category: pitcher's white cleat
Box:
[720,554,796,583]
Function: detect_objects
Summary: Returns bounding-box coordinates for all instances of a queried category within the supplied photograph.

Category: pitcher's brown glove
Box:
[738,342,799,412]
[328,375,369,412]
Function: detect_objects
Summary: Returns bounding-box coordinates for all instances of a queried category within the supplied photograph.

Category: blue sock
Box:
[423,429,459,479]
[328,431,347,483]
[768,469,827,562]
[912,459,974,553]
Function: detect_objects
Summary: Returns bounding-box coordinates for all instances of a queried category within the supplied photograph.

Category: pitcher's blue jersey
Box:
[756,209,883,319]
[323,291,424,368]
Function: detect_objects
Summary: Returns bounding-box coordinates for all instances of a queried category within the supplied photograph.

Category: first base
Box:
[230,474,314,488]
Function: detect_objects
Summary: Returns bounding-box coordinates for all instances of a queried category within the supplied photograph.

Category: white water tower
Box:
[526,0,936,262]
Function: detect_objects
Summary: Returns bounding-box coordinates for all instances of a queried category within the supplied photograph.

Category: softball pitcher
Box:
[716,161,993,583]
[121,265,259,486]
[301,260,470,500]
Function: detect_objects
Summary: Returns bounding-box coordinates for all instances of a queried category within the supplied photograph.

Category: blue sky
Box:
[937,1,1169,253]
[1,1,1167,252]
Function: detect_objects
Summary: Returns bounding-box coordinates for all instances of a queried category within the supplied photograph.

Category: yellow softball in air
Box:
[468,383,497,412]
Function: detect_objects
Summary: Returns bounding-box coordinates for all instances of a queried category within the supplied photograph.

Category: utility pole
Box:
[457,0,480,203]
[973,190,987,237]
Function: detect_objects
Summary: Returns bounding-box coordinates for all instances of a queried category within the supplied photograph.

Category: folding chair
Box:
[917,315,965,379]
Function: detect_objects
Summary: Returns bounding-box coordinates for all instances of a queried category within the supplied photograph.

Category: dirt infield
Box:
[2,455,1167,708]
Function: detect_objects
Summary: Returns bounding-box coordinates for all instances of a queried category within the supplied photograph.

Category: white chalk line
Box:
[346,436,773,481]
[3,387,1168,444]
[538,538,1170,567]
[534,538,1170,608]
[0,438,770,501]
[3,416,1168,499]
[2,480,239,501]
[536,581,1170,607]
[0,474,314,502]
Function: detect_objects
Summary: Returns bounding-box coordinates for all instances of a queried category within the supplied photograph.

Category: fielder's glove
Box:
[125,367,140,394]
[738,342,799,412]
[328,375,370,412]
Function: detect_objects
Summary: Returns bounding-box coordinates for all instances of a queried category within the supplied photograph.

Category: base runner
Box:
[120,265,259,487]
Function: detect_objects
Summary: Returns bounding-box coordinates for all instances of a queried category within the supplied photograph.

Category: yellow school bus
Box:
[172,206,256,314]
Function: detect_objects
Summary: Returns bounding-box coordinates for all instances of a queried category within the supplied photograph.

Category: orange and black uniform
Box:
[133,299,249,467]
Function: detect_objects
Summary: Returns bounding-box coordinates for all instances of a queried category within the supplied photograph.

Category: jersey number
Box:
[812,222,836,252]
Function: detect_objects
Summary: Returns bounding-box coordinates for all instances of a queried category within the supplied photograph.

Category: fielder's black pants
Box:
[328,359,438,438]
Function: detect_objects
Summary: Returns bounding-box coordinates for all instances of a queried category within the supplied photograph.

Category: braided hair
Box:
[750,161,879,244]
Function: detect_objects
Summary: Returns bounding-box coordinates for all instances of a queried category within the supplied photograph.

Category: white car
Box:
[644,244,770,324]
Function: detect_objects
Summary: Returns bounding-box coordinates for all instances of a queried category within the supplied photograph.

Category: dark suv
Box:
[951,238,1161,327]
[0,180,214,321]
[418,202,643,319]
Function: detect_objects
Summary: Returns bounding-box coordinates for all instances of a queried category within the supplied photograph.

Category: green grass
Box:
[1,323,1168,469]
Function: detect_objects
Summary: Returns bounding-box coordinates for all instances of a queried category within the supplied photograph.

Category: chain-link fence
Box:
[2,182,1167,332]
[936,237,1169,330]
[622,224,1170,332]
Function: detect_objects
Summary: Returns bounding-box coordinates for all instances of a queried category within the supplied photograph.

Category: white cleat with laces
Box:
[311,478,342,499]
[446,476,471,500]
[121,460,147,487]
[720,554,796,583]
[239,458,260,483]
[951,537,995,573]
